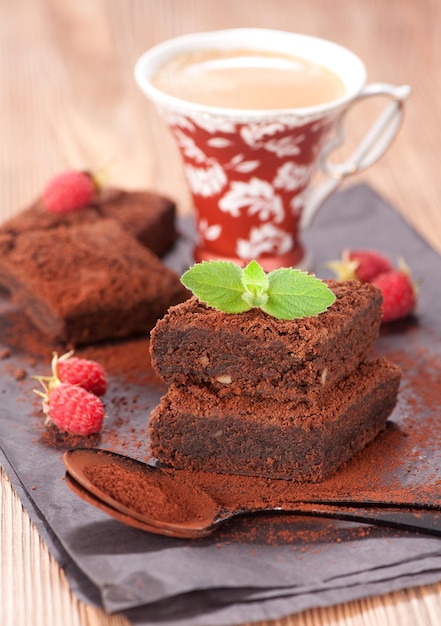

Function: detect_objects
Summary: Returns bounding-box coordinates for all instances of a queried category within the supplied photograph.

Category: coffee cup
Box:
[135,28,410,270]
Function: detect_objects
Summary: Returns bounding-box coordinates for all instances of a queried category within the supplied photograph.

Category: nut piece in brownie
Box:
[149,359,401,482]
[150,280,383,400]
[0,188,177,257]
[0,219,188,345]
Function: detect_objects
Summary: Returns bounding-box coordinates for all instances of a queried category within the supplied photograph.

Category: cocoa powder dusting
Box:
[83,461,214,524]
[40,423,101,450]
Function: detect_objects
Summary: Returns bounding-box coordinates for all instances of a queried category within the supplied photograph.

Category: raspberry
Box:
[326,249,393,282]
[56,354,107,396]
[34,351,107,397]
[42,170,98,214]
[44,383,105,435]
[347,249,393,282]
[372,269,417,323]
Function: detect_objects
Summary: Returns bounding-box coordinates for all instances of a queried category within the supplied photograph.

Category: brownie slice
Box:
[0,219,188,345]
[149,359,401,482]
[97,189,177,256]
[0,187,177,257]
[150,280,383,400]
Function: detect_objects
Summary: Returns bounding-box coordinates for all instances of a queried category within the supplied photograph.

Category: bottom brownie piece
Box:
[0,218,188,345]
[149,359,401,482]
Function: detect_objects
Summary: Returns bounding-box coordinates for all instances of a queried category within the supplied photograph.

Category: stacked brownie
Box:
[0,188,188,345]
[149,280,401,482]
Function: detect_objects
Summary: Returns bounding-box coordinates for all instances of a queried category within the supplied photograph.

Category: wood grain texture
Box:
[1,1,441,625]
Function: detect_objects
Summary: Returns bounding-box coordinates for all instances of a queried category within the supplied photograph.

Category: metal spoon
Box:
[63,448,441,539]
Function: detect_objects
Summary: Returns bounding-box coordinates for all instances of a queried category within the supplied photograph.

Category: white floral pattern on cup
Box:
[162,106,334,264]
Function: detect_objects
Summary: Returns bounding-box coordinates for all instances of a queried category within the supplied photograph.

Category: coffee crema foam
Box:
[152,48,346,110]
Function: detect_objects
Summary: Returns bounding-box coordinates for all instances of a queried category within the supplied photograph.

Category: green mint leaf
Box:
[181,261,252,314]
[181,260,336,319]
[262,268,336,319]
[241,260,269,308]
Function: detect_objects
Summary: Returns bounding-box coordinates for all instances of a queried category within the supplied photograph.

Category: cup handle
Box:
[301,83,411,229]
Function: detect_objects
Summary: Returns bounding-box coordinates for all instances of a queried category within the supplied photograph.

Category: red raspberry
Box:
[33,351,107,407]
[42,170,98,214]
[347,249,393,282]
[372,269,417,323]
[326,249,393,282]
[56,355,107,397]
[44,383,105,435]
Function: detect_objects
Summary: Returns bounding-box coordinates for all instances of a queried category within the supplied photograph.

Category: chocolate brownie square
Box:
[149,359,401,482]
[150,280,383,400]
[0,219,188,345]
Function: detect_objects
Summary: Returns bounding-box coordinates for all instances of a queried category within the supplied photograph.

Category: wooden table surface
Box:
[1,1,441,625]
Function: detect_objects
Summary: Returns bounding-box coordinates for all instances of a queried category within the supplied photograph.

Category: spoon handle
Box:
[219,503,441,538]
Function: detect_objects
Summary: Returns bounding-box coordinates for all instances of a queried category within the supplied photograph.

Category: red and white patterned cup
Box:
[135,29,410,270]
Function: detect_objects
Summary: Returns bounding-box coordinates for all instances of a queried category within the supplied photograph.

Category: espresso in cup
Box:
[151,48,346,109]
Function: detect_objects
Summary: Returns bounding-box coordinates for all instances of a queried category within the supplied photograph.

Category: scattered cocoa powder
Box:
[39,424,102,450]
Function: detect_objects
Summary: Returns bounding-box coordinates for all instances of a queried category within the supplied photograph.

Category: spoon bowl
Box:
[63,448,221,535]
[65,473,216,538]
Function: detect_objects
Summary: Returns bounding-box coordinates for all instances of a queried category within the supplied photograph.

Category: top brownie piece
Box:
[0,218,188,345]
[150,280,383,399]
[0,188,177,257]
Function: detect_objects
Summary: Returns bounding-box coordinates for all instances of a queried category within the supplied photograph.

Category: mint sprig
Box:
[181,260,336,319]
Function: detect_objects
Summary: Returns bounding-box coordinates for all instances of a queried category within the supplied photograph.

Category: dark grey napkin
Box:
[1,183,441,626]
